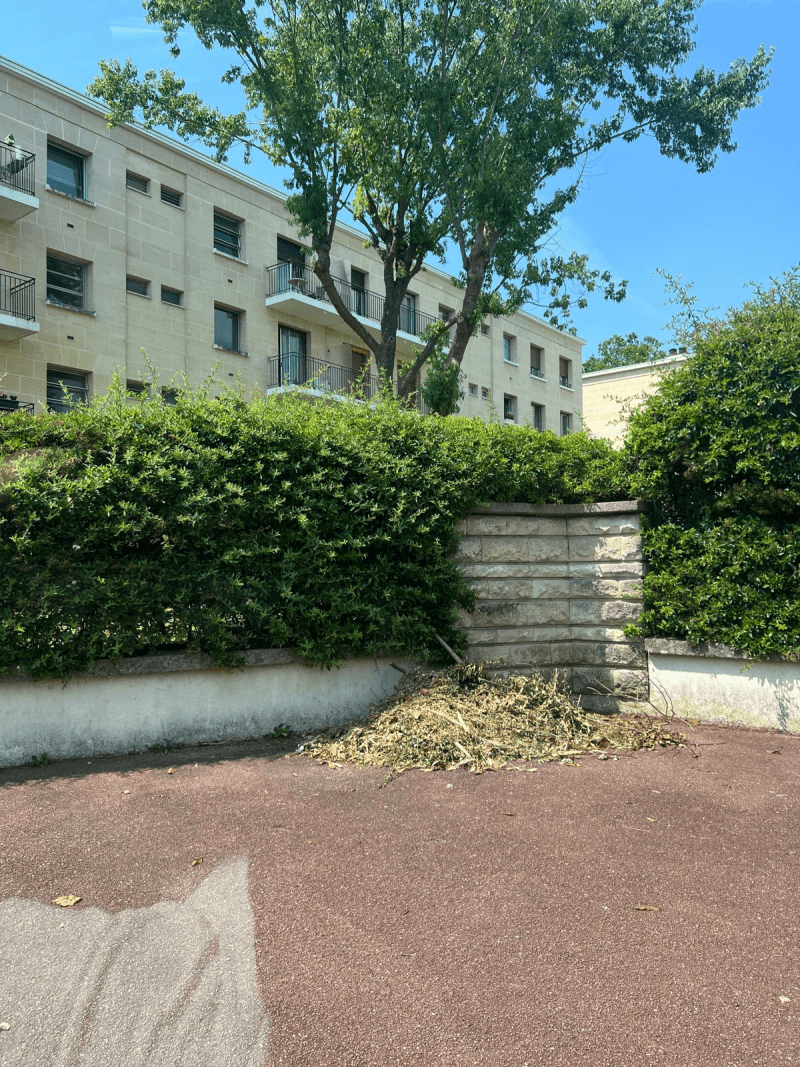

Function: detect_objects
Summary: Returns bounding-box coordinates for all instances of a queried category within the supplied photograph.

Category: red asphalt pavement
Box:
[0,723,798,1066]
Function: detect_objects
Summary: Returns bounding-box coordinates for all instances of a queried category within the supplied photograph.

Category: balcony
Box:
[559,375,573,389]
[265,262,438,345]
[267,352,379,399]
[0,395,34,414]
[0,142,39,221]
[0,269,39,340]
[530,366,545,380]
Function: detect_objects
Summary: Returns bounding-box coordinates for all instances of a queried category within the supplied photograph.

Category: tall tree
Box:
[583,333,667,372]
[90,0,771,395]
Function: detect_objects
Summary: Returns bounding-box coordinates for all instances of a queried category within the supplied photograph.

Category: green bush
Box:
[625,269,800,659]
[0,382,628,678]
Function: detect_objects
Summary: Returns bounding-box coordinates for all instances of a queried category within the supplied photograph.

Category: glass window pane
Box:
[47,255,85,309]
[213,212,240,257]
[47,145,84,198]
[47,369,88,412]
[214,306,239,350]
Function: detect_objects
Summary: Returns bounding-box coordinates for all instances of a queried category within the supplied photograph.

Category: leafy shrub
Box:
[0,381,628,678]
[625,269,800,658]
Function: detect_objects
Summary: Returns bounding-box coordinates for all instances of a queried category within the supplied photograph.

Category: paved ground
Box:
[0,724,798,1066]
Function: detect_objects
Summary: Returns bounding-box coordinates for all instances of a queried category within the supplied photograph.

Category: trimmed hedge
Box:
[0,384,628,678]
[625,271,800,660]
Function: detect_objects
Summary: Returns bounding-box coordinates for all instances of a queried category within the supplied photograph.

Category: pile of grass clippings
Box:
[303,662,686,780]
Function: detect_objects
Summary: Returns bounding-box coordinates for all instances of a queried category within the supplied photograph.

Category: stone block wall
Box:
[455,501,648,712]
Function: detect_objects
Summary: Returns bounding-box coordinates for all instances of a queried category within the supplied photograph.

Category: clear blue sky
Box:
[3,0,798,359]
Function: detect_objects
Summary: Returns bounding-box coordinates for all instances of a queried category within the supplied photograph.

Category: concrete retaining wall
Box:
[646,639,800,733]
[0,650,415,768]
[455,501,648,711]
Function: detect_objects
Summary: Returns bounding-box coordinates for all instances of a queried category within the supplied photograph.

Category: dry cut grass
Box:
[304,662,685,779]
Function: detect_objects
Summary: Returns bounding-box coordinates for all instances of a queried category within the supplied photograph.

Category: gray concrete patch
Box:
[0,860,269,1066]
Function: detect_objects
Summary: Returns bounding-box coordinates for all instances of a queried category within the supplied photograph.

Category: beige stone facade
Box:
[581,354,687,446]
[0,56,583,428]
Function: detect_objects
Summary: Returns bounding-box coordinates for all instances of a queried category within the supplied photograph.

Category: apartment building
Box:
[0,56,583,427]
[582,352,688,447]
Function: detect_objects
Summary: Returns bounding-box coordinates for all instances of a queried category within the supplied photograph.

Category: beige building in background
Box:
[0,56,584,430]
[581,353,688,447]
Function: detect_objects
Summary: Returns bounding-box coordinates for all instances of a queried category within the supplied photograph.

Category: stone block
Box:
[568,579,622,600]
[569,562,646,579]
[454,537,482,562]
[566,514,641,537]
[465,600,570,627]
[470,579,534,601]
[571,667,649,700]
[465,515,566,537]
[569,535,643,563]
[481,536,569,563]
[619,579,644,598]
[564,642,646,669]
[570,599,642,625]
[504,516,567,537]
[569,626,629,643]
[459,563,569,580]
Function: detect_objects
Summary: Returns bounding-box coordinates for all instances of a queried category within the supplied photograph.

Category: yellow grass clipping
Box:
[306,662,684,780]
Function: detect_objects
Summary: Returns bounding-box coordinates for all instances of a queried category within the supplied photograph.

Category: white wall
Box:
[646,640,800,733]
[0,650,416,768]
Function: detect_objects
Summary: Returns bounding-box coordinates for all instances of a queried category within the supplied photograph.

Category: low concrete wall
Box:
[0,649,415,768]
[456,501,648,712]
[646,639,800,733]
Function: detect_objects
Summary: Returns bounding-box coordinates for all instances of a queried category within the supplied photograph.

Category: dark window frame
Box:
[47,143,86,200]
[46,253,87,310]
[213,211,241,258]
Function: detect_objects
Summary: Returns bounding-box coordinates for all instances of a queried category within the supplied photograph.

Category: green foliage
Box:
[624,267,800,659]
[583,333,667,373]
[89,0,771,387]
[0,383,628,679]
[418,329,465,416]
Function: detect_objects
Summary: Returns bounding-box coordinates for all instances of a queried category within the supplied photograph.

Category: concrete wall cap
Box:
[645,638,796,664]
[1,647,309,685]
[471,500,650,517]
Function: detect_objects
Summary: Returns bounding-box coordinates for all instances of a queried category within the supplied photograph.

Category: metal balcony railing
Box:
[0,396,34,413]
[559,375,572,388]
[0,269,36,321]
[0,142,36,197]
[267,352,380,399]
[530,366,545,379]
[265,261,438,338]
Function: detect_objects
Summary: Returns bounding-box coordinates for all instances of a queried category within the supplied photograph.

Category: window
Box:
[468,382,478,397]
[481,387,489,400]
[161,186,182,207]
[47,254,86,310]
[398,292,417,334]
[213,211,241,258]
[214,305,241,351]
[503,395,517,422]
[439,305,454,340]
[532,403,545,431]
[480,323,490,336]
[47,144,85,199]
[530,345,545,379]
[126,172,149,194]
[503,334,516,364]
[126,276,149,297]
[127,380,148,396]
[161,286,183,306]
[559,357,572,388]
[560,411,572,436]
[276,237,306,289]
[277,326,308,385]
[351,267,366,316]
[47,368,88,412]
[161,388,179,406]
